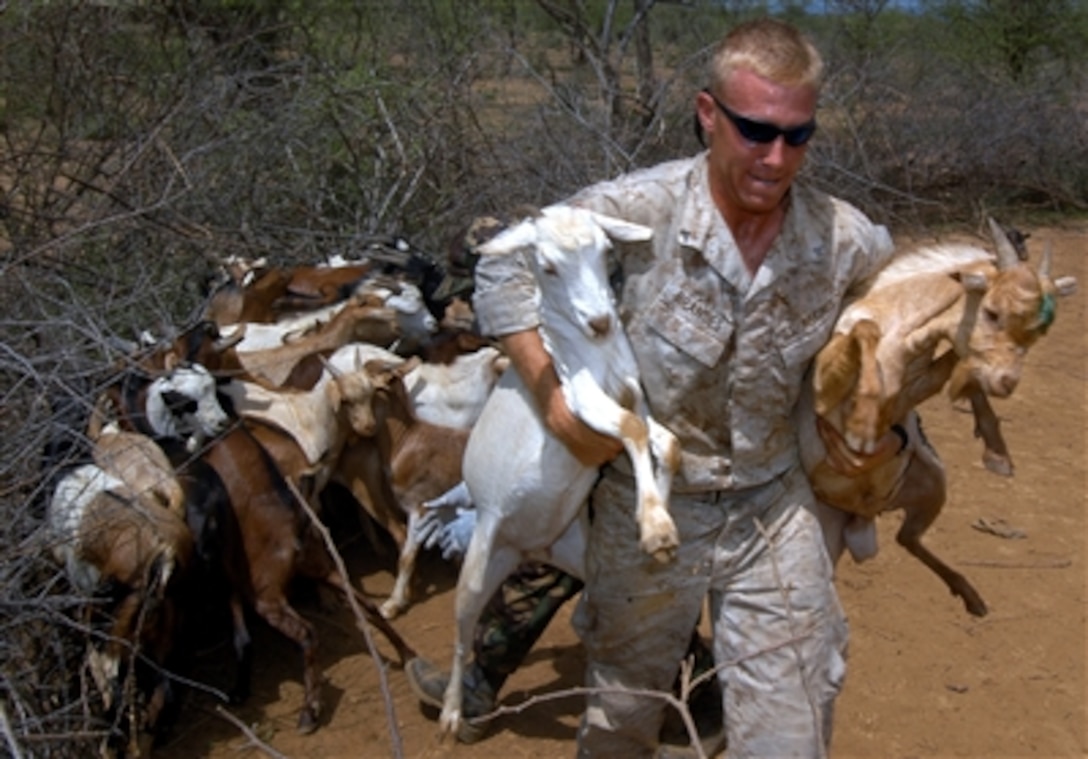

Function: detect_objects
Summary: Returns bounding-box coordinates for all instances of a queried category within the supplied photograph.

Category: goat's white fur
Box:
[49,464,123,592]
[439,205,680,737]
[146,363,231,451]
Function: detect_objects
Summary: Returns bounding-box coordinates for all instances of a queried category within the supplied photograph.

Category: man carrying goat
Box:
[410,17,900,758]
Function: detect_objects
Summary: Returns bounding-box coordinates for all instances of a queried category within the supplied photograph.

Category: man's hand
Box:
[816,415,904,476]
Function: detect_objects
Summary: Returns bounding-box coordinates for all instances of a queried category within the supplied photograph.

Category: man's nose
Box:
[761,135,789,166]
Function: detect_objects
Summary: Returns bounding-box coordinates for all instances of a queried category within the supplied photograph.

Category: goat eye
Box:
[540,261,558,276]
[983,307,1000,324]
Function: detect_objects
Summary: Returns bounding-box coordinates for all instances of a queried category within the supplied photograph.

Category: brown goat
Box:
[92,425,186,520]
[801,220,1077,616]
[232,300,399,386]
[204,264,294,327]
[48,467,195,746]
[100,366,416,733]
[277,262,376,313]
[333,358,470,618]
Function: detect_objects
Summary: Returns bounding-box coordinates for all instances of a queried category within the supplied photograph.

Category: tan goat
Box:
[229,300,399,386]
[91,423,186,520]
[800,219,1077,616]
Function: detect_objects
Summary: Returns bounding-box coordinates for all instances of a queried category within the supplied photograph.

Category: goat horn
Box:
[1038,241,1053,280]
[319,354,344,378]
[397,355,422,377]
[213,326,246,352]
[987,217,1021,271]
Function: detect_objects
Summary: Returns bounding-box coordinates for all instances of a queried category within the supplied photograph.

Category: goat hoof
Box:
[378,598,402,620]
[982,451,1014,477]
[641,520,680,564]
[439,708,462,742]
[651,546,676,564]
[296,707,319,735]
[964,598,988,617]
[959,590,988,617]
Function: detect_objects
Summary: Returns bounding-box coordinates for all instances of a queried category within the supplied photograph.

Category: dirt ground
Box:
[154,224,1086,759]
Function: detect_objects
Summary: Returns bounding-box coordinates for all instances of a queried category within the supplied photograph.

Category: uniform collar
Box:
[674,154,828,295]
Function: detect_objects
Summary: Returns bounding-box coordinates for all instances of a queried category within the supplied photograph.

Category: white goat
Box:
[404,345,508,429]
[90,362,231,453]
[326,341,506,429]
[439,205,680,738]
[152,363,232,447]
[221,279,435,354]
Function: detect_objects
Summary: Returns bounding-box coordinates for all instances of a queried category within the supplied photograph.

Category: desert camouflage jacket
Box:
[473,152,894,492]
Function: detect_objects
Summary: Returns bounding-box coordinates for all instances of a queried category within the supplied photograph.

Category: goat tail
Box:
[86,393,116,441]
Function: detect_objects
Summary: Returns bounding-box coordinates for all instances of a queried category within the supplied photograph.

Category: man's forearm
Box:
[498,329,622,467]
[500,329,560,415]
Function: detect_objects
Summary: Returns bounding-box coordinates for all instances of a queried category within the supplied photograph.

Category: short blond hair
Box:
[708,17,824,91]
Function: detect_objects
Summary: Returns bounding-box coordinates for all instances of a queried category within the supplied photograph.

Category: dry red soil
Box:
[155,224,1087,759]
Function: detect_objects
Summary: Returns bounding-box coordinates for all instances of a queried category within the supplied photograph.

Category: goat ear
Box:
[161,390,194,416]
[1054,275,1077,298]
[394,356,422,379]
[588,211,654,244]
[325,378,342,411]
[474,220,539,257]
[363,358,400,385]
[951,270,990,293]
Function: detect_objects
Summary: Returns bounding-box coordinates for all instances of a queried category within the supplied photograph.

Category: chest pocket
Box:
[645,274,733,368]
[776,273,839,368]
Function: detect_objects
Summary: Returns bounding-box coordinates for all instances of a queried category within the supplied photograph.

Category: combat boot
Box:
[405,656,497,743]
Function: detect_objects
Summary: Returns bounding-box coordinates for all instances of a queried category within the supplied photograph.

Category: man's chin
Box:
[739,190,787,214]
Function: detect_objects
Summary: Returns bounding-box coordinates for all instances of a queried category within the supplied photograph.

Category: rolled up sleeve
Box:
[472,248,542,338]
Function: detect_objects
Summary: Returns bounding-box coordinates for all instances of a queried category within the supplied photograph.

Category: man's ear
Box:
[694,90,717,143]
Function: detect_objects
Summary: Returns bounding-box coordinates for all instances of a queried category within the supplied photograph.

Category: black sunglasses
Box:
[702,88,817,147]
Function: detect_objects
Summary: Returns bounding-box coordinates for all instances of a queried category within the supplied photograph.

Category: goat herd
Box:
[43,233,507,753]
[40,211,1076,757]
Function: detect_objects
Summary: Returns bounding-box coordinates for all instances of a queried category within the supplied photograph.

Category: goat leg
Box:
[321,570,417,664]
[891,350,959,421]
[893,446,988,617]
[966,387,1013,477]
[567,373,678,563]
[842,320,886,454]
[253,597,321,734]
[381,507,425,619]
[227,595,253,704]
[442,528,520,740]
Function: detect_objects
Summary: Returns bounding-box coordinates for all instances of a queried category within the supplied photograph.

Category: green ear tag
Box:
[1039,293,1056,333]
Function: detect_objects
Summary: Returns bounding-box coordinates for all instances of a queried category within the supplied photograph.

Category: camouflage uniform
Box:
[472,562,584,688]
[473,152,894,758]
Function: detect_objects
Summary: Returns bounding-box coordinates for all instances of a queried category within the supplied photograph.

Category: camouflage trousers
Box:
[471,563,718,700]
[473,562,584,690]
